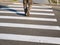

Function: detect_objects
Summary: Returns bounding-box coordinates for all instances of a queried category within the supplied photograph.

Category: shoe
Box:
[26,9,30,16]
[25,13,29,16]
[24,7,30,16]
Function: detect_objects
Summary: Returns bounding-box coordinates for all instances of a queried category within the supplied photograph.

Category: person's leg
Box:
[23,0,27,16]
[23,0,27,8]
[27,0,32,16]
[28,0,32,10]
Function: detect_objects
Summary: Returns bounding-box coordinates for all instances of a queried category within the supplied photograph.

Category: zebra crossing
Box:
[0,3,60,45]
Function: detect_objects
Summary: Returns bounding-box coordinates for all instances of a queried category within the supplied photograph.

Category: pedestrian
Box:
[23,0,32,16]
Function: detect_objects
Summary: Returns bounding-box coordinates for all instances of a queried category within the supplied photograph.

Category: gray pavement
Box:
[0,3,60,45]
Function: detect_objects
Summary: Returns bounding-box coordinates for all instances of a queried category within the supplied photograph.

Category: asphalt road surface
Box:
[0,2,60,45]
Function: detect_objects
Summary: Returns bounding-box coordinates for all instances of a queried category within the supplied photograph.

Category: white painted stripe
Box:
[1,8,53,11]
[13,3,23,4]
[0,16,57,22]
[8,5,52,8]
[0,11,55,16]
[13,3,22,4]
[0,33,60,44]
[0,22,60,30]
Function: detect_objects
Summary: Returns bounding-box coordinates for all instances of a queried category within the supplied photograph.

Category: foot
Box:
[25,13,29,16]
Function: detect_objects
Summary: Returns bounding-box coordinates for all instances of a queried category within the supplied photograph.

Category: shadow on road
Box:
[0,5,26,16]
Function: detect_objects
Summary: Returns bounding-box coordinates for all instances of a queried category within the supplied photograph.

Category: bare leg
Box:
[28,0,32,10]
[27,0,32,16]
[23,0,27,16]
[23,0,32,16]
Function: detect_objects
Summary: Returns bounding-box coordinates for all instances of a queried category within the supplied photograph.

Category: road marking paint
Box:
[0,16,57,22]
[8,5,52,8]
[1,8,53,12]
[0,22,60,30]
[13,3,24,4]
[0,33,60,44]
[0,11,55,16]
[13,3,23,4]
